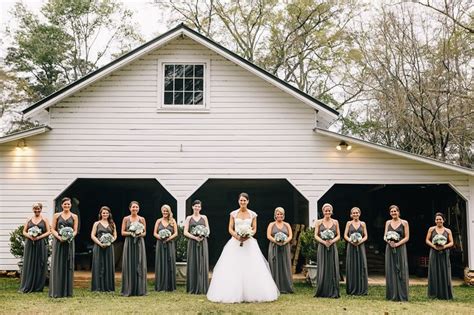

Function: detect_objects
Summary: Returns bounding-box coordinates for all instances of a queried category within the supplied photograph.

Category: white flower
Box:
[432,234,447,246]
[349,232,362,243]
[99,233,114,246]
[274,232,288,243]
[320,229,335,240]
[158,229,172,239]
[236,225,254,238]
[384,231,400,242]
[27,226,42,238]
[59,226,74,243]
[191,225,209,238]
[128,221,145,237]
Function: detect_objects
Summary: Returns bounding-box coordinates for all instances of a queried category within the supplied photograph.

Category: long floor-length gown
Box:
[345,223,368,295]
[385,223,409,301]
[268,223,293,293]
[20,219,48,293]
[186,217,209,294]
[91,223,115,292]
[207,210,279,303]
[49,215,75,298]
[427,229,453,299]
[314,223,340,298]
[155,222,176,292]
[121,218,147,296]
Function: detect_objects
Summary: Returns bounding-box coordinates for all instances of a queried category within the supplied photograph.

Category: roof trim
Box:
[23,24,339,118]
[0,126,52,144]
[314,127,474,176]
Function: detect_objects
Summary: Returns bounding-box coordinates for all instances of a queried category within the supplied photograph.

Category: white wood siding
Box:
[0,36,471,269]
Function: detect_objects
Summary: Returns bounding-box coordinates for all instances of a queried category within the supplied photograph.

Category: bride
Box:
[207,192,279,303]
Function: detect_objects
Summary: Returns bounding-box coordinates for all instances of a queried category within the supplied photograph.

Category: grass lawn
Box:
[0,278,472,314]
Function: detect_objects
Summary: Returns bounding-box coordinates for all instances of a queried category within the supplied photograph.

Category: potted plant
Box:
[175,223,188,282]
[9,225,25,274]
[300,227,318,287]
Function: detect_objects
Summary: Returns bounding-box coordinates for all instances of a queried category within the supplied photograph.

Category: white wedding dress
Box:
[207,210,279,303]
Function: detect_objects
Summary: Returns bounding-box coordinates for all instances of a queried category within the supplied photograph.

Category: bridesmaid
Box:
[384,204,409,301]
[267,207,294,293]
[49,197,78,298]
[19,203,51,293]
[153,204,178,292]
[121,201,147,296]
[184,200,210,294]
[91,206,117,292]
[426,212,454,299]
[314,203,340,298]
[343,207,368,295]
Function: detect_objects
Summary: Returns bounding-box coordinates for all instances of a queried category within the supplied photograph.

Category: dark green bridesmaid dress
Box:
[314,223,340,298]
[154,222,176,292]
[385,223,409,301]
[268,223,294,293]
[49,215,75,298]
[346,223,368,295]
[121,218,147,296]
[20,219,48,293]
[91,222,115,292]
[186,217,209,294]
[427,229,453,299]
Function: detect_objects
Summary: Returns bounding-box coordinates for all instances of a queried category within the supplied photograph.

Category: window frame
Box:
[157,58,210,111]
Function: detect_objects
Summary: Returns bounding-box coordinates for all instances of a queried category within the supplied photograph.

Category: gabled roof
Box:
[23,23,339,119]
[0,126,51,144]
[314,127,474,176]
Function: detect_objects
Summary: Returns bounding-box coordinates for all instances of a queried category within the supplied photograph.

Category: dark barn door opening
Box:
[187,179,309,268]
[318,184,467,278]
[55,178,176,270]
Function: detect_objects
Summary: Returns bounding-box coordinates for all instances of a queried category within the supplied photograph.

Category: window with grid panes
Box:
[163,64,204,105]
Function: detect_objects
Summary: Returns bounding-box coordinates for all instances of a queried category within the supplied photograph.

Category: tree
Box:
[5,0,143,103]
[342,2,473,167]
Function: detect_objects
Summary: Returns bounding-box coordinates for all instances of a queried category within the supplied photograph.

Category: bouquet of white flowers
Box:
[320,229,335,251]
[236,225,254,247]
[274,232,288,243]
[191,225,210,238]
[432,234,447,246]
[59,226,74,243]
[384,231,400,253]
[349,232,362,244]
[99,233,114,247]
[28,226,42,238]
[158,229,172,240]
[128,221,145,238]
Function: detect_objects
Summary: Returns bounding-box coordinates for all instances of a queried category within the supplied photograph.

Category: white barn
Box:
[1,24,473,274]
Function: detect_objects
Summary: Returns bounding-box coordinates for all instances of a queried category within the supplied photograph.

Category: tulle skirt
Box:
[207,237,279,303]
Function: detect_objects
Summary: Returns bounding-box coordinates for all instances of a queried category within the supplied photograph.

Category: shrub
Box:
[300,227,317,264]
[175,224,188,262]
[9,225,25,258]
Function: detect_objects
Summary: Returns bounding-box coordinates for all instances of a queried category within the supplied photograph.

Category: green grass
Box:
[0,278,472,314]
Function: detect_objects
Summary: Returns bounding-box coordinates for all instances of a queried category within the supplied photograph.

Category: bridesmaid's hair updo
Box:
[321,203,333,213]
[239,192,249,200]
[61,197,71,205]
[32,202,43,209]
[274,207,285,219]
[435,212,445,221]
[98,206,115,232]
[350,207,361,215]
[389,205,400,213]
[129,200,140,208]
[192,200,202,206]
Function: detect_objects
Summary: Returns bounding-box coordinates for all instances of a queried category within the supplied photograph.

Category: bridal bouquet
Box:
[432,234,447,247]
[28,226,42,238]
[99,233,114,247]
[384,231,400,253]
[158,229,172,240]
[191,225,210,238]
[59,226,74,243]
[236,225,254,247]
[320,229,335,251]
[274,232,288,243]
[128,221,145,238]
[349,232,362,244]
